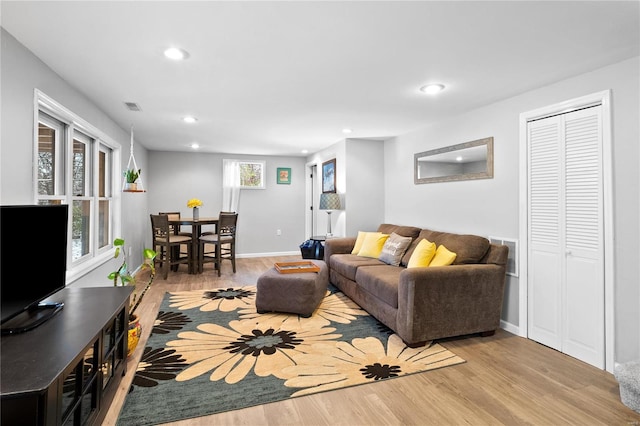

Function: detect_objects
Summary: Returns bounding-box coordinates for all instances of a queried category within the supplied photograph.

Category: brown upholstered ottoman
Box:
[256,260,328,317]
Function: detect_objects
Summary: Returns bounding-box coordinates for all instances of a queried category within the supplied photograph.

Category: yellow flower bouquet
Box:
[187,198,203,208]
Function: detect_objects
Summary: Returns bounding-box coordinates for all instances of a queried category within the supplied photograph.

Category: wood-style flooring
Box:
[101,255,640,425]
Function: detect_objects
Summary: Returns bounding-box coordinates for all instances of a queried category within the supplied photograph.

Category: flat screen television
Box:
[1,204,69,333]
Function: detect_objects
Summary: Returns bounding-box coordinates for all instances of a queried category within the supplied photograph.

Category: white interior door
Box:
[528,115,563,351]
[527,105,604,369]
[562,108,604,367]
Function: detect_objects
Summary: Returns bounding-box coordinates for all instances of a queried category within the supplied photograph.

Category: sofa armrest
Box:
[396,264,507,343]
[323,237,357,262]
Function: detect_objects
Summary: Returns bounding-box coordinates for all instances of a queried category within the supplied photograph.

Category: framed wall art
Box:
[322,159,336,193]
[277,167,291,184]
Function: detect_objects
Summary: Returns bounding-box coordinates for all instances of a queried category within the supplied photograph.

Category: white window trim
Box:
[34,89,122,284]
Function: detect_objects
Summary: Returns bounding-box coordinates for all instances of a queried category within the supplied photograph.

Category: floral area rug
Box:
[117,285,465,425]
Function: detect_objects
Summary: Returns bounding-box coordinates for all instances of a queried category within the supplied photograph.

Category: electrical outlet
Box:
[276,229,282,236]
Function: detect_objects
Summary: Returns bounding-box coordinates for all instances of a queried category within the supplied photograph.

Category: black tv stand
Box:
[1,287,133,425]
[1,301,64,335]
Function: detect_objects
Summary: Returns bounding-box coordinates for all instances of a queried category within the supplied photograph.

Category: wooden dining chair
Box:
[150,214,193,279]
[159,211,192,271]
[199,212,237,276]
[159,211,192,237]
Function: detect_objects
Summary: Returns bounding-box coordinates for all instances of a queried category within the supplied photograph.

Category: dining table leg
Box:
[192,224,200,274]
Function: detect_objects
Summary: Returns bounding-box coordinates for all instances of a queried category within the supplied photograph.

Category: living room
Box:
[1,1,639,424]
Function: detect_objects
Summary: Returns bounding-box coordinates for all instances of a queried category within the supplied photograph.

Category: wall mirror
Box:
[414,137,494,184]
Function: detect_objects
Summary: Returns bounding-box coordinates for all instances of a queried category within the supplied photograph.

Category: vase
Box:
[125,182,137,191]
[127,314,142,357]
[193,207,199,220]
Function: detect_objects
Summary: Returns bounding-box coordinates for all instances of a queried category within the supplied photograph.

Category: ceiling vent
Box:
[124,102,142,112]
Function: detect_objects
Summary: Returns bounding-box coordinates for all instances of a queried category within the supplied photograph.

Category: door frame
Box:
[518,90,614,372]
[305,162,318,239]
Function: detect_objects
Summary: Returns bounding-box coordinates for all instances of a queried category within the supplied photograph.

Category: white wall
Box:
[148,151,307,255]
[384,57,640,363]
[0,28,148,288]
[307,138,385,239]
[307,141,346,238]
[345,138,385,236]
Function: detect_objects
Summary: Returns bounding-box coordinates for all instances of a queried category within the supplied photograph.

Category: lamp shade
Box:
[319,193,341,210]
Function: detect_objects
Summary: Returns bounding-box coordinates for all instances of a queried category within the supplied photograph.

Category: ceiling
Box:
[2,1,638,157]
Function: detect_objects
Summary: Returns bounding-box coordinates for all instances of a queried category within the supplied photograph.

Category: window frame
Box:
[34,90,122,284]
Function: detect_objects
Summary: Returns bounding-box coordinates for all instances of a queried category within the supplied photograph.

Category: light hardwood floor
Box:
[101,255,640,425]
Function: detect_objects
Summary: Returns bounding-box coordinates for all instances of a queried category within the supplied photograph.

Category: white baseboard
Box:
[500,320,520,336]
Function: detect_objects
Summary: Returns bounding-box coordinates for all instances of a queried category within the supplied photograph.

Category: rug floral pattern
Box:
[118,286,465,425]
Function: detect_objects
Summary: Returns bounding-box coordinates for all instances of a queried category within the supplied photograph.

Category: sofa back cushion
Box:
[377,224,421,240]
[421,230,490,264]
[402,229,490,265]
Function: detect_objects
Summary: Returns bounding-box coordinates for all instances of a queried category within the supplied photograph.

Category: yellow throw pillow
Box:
[429,245,457,267]
[351,231,380,254]
[407,239,437,268]
[357,233,389,258]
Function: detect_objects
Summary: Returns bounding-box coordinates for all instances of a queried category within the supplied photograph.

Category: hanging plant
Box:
[125,169,141,184]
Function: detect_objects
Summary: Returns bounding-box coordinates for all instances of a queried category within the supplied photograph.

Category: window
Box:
[35,91,120,282]
[238,161,265,189]
[37,113,64,198]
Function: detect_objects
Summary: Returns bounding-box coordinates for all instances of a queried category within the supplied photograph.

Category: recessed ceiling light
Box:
[164,47,189,60]
[420,83,445,95]
[183,116,197,123]
[190,143,200,149]
[456,156,463,162]
[301,149,309,154]
[342,128,352,134]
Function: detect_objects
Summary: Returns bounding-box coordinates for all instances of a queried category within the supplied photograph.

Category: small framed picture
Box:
[277,167,291,184]
[322,159,336,193]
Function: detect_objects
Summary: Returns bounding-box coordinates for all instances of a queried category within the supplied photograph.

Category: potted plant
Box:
[108,238,156,356]
[124,168,141,191]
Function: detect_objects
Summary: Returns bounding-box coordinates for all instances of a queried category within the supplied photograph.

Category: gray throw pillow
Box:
[378,232,413,266]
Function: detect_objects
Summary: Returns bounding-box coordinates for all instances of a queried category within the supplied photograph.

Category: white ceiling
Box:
[2,1,638,156]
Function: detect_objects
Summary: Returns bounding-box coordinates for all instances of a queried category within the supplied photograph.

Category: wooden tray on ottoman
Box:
[274,261,320,274]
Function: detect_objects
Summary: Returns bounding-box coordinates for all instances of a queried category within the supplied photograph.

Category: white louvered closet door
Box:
[527,105,604,369]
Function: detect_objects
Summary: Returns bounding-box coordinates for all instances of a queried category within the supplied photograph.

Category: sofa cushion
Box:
[377,224,421,240]
[329,254,385,281]
[378,232,413,266]
[429,245,457,266]
[405,229,490,265]
[357,233,389,258]
[355,265,403,308]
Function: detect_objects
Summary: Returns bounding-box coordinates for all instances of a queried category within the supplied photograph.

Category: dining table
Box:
[168,216,218,274]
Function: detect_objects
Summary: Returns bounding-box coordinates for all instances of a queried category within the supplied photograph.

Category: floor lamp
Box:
[319,193,341,237]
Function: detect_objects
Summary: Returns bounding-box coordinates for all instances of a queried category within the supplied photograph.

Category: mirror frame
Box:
[414,137,494,184]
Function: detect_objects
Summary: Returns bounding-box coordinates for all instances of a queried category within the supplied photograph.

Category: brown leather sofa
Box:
[324,224,509,347]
